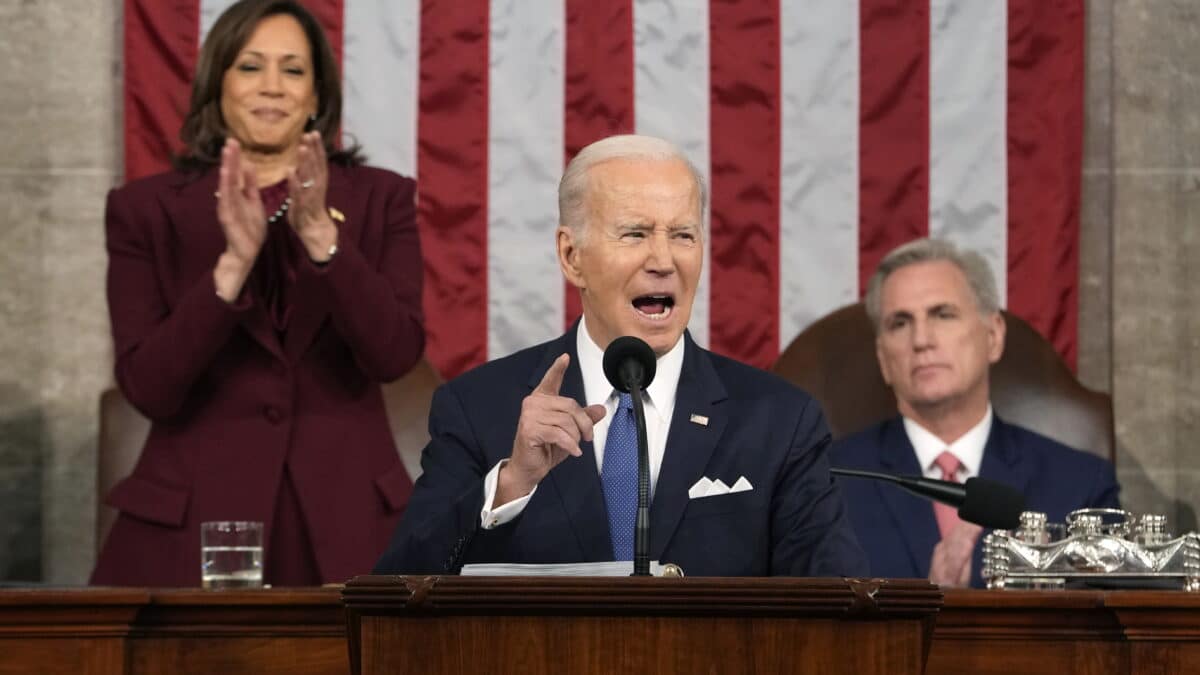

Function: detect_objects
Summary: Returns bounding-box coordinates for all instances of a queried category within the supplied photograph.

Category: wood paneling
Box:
[4,584,1200,674]
[129,636,347,675]
[0,588,348,675]
[344,576,941,675]
[361,615,926,675]
[0,588,143,675]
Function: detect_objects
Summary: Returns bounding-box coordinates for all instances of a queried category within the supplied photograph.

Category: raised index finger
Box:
[534,353,570,395]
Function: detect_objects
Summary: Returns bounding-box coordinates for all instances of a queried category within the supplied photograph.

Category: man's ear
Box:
[558,226,585,289]
[986,311,1006,364]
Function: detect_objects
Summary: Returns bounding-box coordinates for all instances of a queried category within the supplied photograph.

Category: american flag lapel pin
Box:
[689,413,709,427]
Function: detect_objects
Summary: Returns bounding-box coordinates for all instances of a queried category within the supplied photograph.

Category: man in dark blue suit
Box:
[832,238,1119,587]
[375,135,866,577]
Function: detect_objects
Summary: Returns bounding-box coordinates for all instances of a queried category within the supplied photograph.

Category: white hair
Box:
[557,134,708,244]
[864,237,1001,330]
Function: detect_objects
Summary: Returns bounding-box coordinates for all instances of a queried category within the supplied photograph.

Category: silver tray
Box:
[982,508,1200,591]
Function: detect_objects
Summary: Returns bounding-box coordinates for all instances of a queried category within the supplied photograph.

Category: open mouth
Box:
[632,294,675,320]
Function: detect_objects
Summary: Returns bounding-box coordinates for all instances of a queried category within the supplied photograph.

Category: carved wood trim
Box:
[342,575,942,618]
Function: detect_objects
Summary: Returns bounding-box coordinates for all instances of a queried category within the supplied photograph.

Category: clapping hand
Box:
[929,522,984,588]
[287,131,338,262]
[213,138,268,301]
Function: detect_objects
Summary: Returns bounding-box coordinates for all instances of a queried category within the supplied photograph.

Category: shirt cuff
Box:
[480,459,536,529]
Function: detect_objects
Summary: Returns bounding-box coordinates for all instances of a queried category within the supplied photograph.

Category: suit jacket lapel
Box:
[877,418,942,577]
[538,324,613,560]
[165,171,286,362]
[971,415,1031,586]
[650,334,728,559]
[283,167,354,361]
[978,416,1032,497]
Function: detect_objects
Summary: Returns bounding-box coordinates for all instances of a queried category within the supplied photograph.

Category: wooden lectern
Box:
[342,576,941,675]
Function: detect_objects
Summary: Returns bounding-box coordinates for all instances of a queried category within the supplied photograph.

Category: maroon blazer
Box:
[91,164,424,586]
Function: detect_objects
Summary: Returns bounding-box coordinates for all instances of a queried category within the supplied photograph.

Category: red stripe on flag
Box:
[1007,0,1083,368]
[418,2,491,379]
[123,0,199,181]
[858,0,930,292]
[304,0,344,69]
[303,1,346,148]
[562,0,636,330]
[708,0,782,369]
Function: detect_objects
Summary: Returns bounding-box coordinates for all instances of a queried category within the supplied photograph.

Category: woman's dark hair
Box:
[175,0,363,170]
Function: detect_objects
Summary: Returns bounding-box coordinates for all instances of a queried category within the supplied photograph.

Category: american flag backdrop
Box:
[122,0,1083,380]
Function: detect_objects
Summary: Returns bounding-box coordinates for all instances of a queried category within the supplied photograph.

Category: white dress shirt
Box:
[902,405,993,482]
[479,316,685,529]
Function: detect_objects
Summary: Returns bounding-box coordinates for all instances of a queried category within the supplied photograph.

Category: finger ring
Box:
[300,179,315,189]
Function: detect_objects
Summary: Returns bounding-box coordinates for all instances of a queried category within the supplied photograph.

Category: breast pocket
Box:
[682,489,759,519]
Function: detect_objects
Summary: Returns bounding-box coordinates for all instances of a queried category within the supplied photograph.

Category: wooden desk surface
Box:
[2,586,1199,675]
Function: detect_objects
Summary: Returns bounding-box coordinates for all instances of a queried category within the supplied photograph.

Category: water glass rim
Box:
[201,520,263,531]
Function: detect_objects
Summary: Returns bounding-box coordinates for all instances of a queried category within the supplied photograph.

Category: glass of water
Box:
[201,521,263,589]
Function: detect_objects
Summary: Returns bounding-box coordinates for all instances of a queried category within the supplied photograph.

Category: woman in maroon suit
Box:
[91,0,423,586]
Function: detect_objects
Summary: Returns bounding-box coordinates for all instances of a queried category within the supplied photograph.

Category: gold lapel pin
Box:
[328,206,345,223]
[689,414,709,427]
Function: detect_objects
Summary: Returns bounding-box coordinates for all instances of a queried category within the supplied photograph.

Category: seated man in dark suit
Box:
[832,238,1120,587]
[375,134,866,577]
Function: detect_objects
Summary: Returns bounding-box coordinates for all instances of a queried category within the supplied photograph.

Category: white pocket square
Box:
[688,476,753,499]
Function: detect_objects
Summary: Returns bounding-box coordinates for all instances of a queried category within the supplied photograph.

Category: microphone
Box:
[601,336,657,576]
[602,336,657,394]
[830,467,1025,530]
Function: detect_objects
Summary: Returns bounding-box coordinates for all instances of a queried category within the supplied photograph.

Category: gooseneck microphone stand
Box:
[604,335,658,577]
[625,375,651,577]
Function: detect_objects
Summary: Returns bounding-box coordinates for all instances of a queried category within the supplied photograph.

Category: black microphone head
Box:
[959,477,1026,529]
[602,336,657,393]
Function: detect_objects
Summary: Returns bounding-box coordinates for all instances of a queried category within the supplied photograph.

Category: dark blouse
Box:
[252,179,299,332]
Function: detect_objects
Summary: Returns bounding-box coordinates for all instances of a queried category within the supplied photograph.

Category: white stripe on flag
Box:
[487,0,565,360]
[343,0,420,178]
[928,0,1008,302]
[199,0,239,45]
[633,0,710,348]
[778,0,860,344]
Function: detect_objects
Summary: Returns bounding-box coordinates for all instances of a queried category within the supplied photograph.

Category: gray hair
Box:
[558,134,708,244]
[864,238,1001,331]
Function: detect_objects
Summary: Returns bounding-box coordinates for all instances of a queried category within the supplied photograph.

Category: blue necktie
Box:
[601,392,638,560]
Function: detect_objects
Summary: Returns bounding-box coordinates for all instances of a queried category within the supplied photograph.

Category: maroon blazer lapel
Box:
[283,167,355,361]
[164,169,287,362]
[241,292,288,362]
